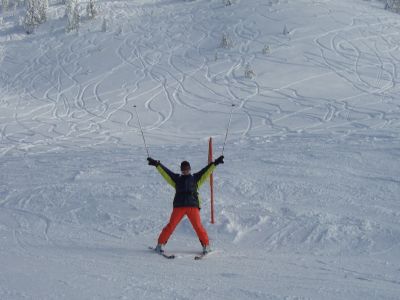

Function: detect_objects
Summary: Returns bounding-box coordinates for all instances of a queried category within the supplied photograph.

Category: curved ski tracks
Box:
[1,0,399,156]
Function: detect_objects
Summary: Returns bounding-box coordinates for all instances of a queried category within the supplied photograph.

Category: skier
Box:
[147,155,224,255]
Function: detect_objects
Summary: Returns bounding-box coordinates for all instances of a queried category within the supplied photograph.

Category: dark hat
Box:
[180,161,191,171]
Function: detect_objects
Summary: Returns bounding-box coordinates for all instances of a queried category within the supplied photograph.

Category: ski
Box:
[194,252,209,260]
[148,246,175,259]
[194,248,217,260]
[194,254,206,260]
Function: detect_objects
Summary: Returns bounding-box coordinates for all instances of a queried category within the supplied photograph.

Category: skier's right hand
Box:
[147,157,160,166]
[214,155,224,166]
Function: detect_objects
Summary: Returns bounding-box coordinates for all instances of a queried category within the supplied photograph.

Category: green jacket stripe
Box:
[157,165,176,188]
[196,164,216,189]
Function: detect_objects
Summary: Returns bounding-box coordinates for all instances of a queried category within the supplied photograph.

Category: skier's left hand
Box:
[147,157,160,166]
[214,155,224,166]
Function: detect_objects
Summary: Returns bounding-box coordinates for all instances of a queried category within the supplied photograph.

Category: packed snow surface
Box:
[1,0,400,299]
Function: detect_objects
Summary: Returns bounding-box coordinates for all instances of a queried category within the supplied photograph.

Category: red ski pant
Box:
[158,207,209,246]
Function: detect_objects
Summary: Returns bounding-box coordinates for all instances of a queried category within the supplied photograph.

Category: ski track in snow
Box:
[1,0,400,299]
[0,0,399,155]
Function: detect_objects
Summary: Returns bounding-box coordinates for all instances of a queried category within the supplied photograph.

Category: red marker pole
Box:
[208,137,215,224]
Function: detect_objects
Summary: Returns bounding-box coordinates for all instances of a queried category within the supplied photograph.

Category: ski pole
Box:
[133,105,150,157]
[221,104,235,156]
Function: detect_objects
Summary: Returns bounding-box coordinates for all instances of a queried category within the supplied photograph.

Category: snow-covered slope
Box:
[1,0,400,299]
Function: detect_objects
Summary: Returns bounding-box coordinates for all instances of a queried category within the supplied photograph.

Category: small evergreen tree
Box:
[283,24,289,35]
[262,44,270,55]
[2,0,9,12]
[24,0,42,34]
[65,0,79,32]
[24,11,36,33]
[39,0,48,22]
[115,25,122,35]
[86,0,97,19]
[244,63,256,79]
[13,1,18,15]
[384,0,400,12]
[392,0,400,12]
[221,33,233,48]
[223,0,232,6]
[73,3,80,29]
[101,17,107,32]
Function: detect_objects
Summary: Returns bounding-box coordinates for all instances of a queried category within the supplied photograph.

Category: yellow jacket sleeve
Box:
[195,163,216,189]
[156,164,177,188]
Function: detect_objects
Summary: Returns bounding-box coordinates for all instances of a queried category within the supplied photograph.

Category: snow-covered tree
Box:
[244,63,256,79]
[24,8,37,33]
[2,0,9,12]
[262,44,270,55]
[86,0,97,19]
[115,25,122,36]
[39,0,48,22]
[13,1,18,15]
[391,0,400,12]
[384,0,400,13]
[101,17,107,32]
[65,0,79,32]
[24,0,43,34]
[24,12,36,33]
[283,24,289,35]
[223,0,232,6]
[221,33,233,48]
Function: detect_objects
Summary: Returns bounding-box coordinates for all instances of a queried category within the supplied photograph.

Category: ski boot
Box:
[202,245,212,255]
[154,244,164,254]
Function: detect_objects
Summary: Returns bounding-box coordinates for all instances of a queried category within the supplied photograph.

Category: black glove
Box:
[147,157,160,167]
[214,155,224,166]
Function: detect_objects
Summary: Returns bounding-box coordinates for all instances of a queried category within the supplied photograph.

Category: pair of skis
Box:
[148,246,209,260]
